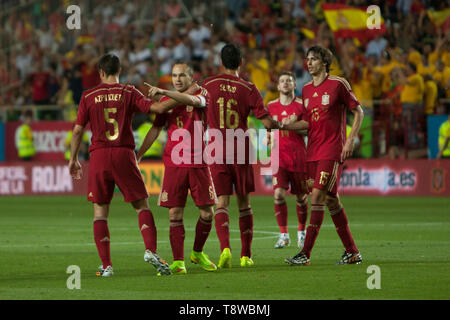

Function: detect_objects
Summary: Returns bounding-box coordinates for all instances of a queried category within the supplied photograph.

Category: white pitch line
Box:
[0,229,279,248]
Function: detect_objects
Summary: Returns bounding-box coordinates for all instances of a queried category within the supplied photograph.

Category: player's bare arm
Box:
[136,125,163,163]
[68,124,84,180]
[341,105,364,162]
[259,115,283,130]
[159,87,206,108]
[145,82,203,113]
[280,117,309,131]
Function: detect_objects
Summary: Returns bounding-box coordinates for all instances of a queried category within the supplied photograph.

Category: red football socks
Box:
[239,208,253,258]
[193,217,212,252]
[93,219,112,268]
[296,198,308,232]
[274,202,288,233]
[301,204,325,258]
[138,209,157,253]
[214,207,230,251]
[330,207,359,253]
[170,219,185,261]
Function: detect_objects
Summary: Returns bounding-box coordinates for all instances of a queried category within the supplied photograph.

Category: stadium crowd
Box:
[0,0,449,158]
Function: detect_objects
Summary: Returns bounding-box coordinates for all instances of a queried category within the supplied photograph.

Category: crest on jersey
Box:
[281,111,287,116]
[322,93,330,105]
[160,190,168,202]
[304,98,309,108]
[186,106,193,112]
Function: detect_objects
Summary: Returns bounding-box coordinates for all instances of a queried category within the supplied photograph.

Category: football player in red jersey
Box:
[69,53,182,277]
[202,44,306,268]
[266,71,309,250]
[136,62,218,275]
[283,46,364,266]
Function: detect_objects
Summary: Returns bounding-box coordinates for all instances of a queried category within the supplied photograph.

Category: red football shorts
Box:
[209,164,255,196]
[307,160,343,196]
[272,167,308,194]
[88,147,148,204]
[158,166,217,208]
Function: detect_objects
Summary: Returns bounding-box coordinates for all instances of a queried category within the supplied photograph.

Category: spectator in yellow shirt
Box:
[423,74,438,115]
[399,63,425,148]
[246,49,271,98]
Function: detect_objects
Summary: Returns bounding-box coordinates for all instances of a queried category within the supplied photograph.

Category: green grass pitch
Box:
[0,195,448,300]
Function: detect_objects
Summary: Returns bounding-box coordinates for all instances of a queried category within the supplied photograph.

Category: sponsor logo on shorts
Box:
[160,190,168,202]
[88,192,93,198]
[272,177,278,186]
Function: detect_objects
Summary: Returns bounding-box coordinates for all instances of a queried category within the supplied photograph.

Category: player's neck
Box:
[279,92,295,105]
[223,68,239,77]
[312,72,328,87]
[102,76,119,85]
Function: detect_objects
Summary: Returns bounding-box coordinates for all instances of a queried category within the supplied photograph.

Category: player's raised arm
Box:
[146,82,205,108]
[68,124,84,179]
[341,105,364,162]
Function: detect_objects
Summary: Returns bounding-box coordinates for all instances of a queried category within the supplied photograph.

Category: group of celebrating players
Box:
[68,43,364,277]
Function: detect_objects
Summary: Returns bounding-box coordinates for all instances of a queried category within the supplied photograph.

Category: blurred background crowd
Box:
[0,0,449,159]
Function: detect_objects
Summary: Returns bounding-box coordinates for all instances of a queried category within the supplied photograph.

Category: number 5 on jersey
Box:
[104,108,119,141]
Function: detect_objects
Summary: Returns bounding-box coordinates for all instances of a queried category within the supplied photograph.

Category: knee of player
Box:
[325,195,342,213]
[216,195,230,209]
[310,189,326,204]
[273,189,286,203]
[131,198,149,213]
[169,207,184,220]
[198,205,214,221]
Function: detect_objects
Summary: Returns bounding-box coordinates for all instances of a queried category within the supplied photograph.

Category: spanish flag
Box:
[322,3,386,44]
[427,8,450,32]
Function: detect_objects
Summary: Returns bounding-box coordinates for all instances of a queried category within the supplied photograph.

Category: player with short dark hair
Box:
[283,46,364,266]
[202,44,306,268]
[266,71,309,249]
[69,53,181,277]
[136,62,218,275]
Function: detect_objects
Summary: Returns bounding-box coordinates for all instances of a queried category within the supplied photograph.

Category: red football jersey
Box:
[301,75,360,162]
[267,97,306,172]
[75,83,152,152]
[202,73,269,164]
[153,89,209,167]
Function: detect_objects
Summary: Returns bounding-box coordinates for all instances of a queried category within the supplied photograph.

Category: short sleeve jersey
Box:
[75,83,152,152]
[153,88,209,167]
[202,73,269,164]
[267,98,306,172]
[301,75,360,162]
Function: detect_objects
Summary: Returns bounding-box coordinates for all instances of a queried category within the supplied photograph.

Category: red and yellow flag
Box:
[322,3,386,43]
[427,8,450,32]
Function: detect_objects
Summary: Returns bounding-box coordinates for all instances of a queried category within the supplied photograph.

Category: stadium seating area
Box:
[0,0,449,158]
